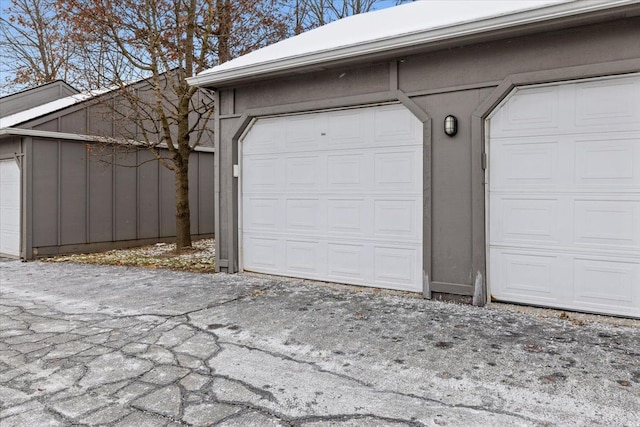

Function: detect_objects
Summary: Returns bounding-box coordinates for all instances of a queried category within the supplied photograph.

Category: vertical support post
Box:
[422,119,432,299]
[213,90,222,272]
[23,137,33,260]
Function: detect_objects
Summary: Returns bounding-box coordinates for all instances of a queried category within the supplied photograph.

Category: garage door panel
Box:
[574,199,639,248]
[373,107,421,143]
[327,153,368,187]
[489,74,640,318]
[574,136,638,186]
[373,246,419,289]
[244,157,282,191]
[243,235,283,272]
[286,115,323,150]
[328,109,373,147]
[491,197,559,244]
[327,199,366,235]
[498,251,557,299]
[286,155,324,190]
[243,120,285,155]
[327,243,366,281]
[242,104,423,292]
[0,188,20,229]
[491,139,559,188]
[374,150,421,190]
[286,240,322,275]
[285,199,322,232]
[244,198,281,231]
[575,79,640,129]
[374,200,418,238]
[573,258,638,308]
[0,159,20,257]
[491,87,560,137]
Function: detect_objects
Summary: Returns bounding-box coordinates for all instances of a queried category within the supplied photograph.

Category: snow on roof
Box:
[0,89,107,129]
[189,0,635,87]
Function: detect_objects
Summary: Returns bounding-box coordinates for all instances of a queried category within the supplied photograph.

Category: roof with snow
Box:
[188,0,638,88]
[0,90,106,129]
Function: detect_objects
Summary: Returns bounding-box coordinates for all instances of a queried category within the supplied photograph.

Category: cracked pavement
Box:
[1,260,639,426]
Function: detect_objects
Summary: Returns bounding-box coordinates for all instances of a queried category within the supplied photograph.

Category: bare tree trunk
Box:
[174,154,191,249]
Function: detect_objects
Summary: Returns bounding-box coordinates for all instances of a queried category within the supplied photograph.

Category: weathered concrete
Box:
[1,260,639,426]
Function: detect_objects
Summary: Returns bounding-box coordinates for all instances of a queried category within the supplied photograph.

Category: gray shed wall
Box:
[27,138,214,258]
[14,81,215,149]
[1,79,216,259]
[0,138,21,158]
[212,15,640,295]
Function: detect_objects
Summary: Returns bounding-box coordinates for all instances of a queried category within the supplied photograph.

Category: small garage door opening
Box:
[0,158,21,257]
[240,103,423,292]
[487,74,640,318]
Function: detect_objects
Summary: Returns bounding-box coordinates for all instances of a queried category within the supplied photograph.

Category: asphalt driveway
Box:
[1,260,639,426]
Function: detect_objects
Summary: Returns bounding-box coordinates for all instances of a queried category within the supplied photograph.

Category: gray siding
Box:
[28,138,215,258]
[32,140,58,247]
[234,63,390,112]
[13,80,214,149]
[89,154,113,242]
[0,138,21,158]
[2,78,216,259]
[138,150,160,239]
[59,142,87,245]
[212,14,640,295]
[114,153,138,241]
[196,153,215,235]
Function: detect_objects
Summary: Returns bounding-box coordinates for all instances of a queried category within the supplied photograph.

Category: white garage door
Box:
[0,158,21,257]
[488,74,640,318]
[241,104,423,292]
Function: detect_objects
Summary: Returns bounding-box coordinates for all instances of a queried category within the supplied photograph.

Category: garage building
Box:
[0,81,215,259]
[188,0,640,318]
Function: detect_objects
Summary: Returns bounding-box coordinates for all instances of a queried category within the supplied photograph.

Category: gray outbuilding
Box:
[0,81,215,260]
[189,0,640,318]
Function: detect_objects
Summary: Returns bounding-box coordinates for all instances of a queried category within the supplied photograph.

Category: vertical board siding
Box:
[28,138,214,255]
[114,150,138,241]
[60,110,87,134]
[198,153,215,235]
[137,150,160,239]
[159,161,176,237]
[31,139,58,246]
[59,143,87,245]
[218,118,238,261]
[33,119,59,132]
[88,149,114,242]
[189,152,199,235]
[423,91,478,286]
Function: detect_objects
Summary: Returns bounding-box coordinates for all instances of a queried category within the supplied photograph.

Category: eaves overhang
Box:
[0,127,215,153]
[187,0,640,90]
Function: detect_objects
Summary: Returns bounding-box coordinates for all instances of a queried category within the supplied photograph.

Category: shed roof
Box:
[188,0,638,88]
[0,90,105,129]
[0,80,80,119]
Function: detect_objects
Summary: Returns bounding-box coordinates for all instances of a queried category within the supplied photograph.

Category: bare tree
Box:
[0,0,76,91]
[55,0,289,251]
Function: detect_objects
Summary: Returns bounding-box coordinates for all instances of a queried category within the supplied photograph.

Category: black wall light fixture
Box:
[444,115,458,137]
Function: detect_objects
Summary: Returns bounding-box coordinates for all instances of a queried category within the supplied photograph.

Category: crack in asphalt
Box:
[214,339,544,425]
[2,261,639,427]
